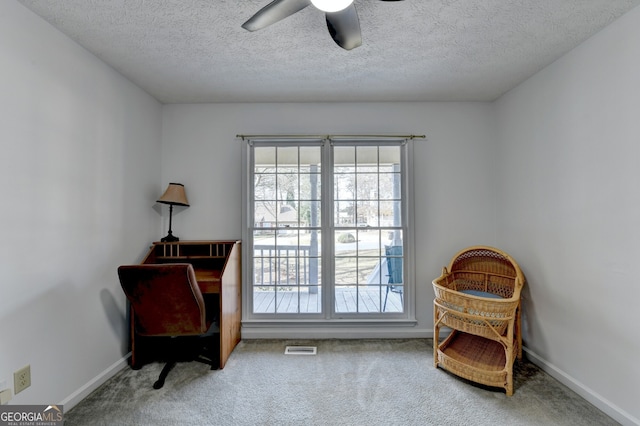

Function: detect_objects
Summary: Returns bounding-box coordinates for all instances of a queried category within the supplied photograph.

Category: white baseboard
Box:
[60,354,130,411]
[523,347,639,426]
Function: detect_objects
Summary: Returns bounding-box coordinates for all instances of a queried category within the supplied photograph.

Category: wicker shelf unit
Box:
[433,246,525,396]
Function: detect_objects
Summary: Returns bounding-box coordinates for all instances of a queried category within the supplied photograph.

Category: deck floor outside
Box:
[253,286,403,314]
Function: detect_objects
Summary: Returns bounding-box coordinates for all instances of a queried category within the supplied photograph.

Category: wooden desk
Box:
[141,240,241,368]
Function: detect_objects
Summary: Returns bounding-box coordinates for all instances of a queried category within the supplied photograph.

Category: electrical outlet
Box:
[14,365,31,394]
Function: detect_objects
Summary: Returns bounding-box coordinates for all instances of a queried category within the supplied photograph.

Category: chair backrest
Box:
[118,264,207,336]
[385,245,403,284]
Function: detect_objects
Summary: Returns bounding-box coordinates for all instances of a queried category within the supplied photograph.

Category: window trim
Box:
[241,136,416,325]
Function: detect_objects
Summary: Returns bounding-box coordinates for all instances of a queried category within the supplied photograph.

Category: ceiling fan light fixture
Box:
[310,0,354,13]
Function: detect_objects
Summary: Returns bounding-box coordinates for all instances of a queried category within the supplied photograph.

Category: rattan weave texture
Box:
[433,246,525,395]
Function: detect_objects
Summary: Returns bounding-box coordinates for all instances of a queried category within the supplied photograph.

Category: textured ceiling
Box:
[16,0,640,104]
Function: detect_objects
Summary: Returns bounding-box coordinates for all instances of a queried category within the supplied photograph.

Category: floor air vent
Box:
[284,346,317,355]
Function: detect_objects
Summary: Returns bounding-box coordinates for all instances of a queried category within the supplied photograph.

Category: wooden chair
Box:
[118,264,219,389]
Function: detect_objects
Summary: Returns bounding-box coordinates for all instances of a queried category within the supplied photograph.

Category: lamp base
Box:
[161,233,179,242]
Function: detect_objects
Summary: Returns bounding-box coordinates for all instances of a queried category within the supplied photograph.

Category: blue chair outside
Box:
[384,245,403,311]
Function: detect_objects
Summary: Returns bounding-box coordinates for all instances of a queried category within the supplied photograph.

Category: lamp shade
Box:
[157,183,189,206]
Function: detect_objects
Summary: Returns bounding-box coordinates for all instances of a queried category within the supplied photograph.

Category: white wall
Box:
[495,5,640,425]
[161,102,498,337]
[0,1,162,408]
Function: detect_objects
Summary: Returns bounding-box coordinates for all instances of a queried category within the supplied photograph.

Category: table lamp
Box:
[157,183,189,242]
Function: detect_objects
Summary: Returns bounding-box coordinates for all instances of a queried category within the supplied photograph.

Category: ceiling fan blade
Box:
[325,4,361,50]
[242,0,311,32]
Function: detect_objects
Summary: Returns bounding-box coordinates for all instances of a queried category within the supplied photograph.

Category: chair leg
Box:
[383,286,403,311]
[383,285,390,311]
[153,361,176,390]
[136,329,220,389]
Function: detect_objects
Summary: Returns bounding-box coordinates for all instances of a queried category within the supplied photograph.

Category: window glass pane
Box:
[356,145,378,165]
[380,201,401,226]
[386,230,403,247]
[335,229,357,256]
[253,230,276,246]
[357,229,382,257]
[252,257,275,287]
[334,173,355,200]
[255,146,276,166]
[276,287,295,313]
[276,173,298,201]
[335,284,357,313]
[300,289,321,314]
[335,202,354,227]
[334,146,355,173]
[379,172,400,200]
[254,173,276,200]
[358,283,383,312]
[335,258,358,284]
[254,286,275,313]
[277,146,298,170]
[356,173,378,200]
[356,201,376,227]
[299,200,321,229]
[335,171,355,226]
[254,201,275,228]
[300,146,321,172]
[379,145,401,165]
[299,173,321,201]
[359,254,379,288]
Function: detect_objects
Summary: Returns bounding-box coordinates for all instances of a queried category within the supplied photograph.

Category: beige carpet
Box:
[64,339,617,426]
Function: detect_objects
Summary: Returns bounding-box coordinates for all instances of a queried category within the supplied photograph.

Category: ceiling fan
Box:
[242,0,405,51]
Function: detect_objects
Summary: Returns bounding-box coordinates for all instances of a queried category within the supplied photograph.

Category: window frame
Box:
[242,136,416,326]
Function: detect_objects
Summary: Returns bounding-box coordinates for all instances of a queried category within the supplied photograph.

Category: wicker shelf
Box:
[437,331,510,390]
[433,246,524,396]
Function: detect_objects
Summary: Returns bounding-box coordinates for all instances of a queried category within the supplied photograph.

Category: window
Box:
[244,137,414,323]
